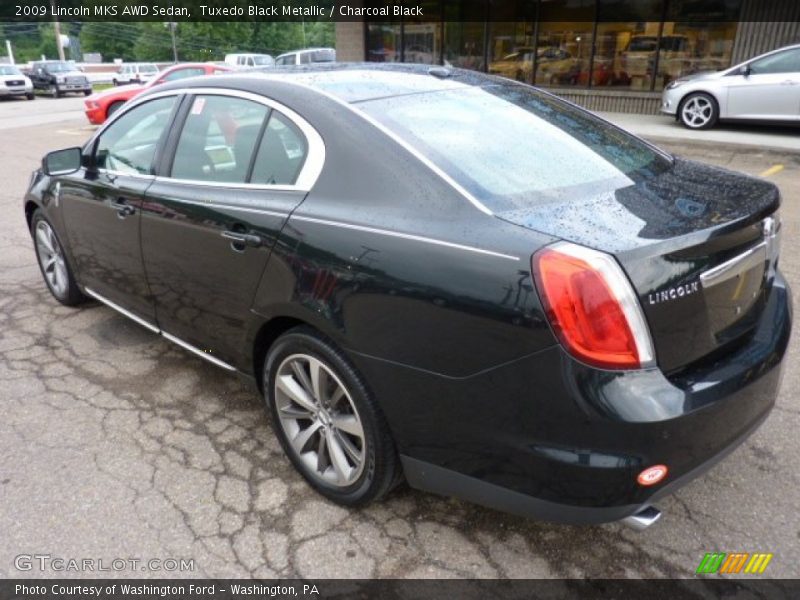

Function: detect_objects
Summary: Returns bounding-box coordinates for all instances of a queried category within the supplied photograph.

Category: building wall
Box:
[733,0,800,63]
[335,22,365,63]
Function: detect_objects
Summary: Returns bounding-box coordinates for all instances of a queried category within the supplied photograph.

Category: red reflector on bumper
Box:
[637,465,668,486]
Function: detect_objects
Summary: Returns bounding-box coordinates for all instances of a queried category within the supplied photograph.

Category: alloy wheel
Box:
[274,353,366,487]
[681,96,713,128]
[35,220,68,298]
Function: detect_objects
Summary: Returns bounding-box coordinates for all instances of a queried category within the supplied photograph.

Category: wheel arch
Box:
[25,199,41,232]
[251,315,311,393]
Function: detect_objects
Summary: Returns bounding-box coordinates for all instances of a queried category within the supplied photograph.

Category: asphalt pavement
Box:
[0,95,798,579]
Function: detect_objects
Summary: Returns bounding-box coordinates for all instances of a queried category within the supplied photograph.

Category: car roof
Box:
[242,62,499,103]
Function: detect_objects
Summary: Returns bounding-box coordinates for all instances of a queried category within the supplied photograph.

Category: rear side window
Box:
[250,112,308,185]
[95,96,176,175]
[170,95,268,183]
[299,52,311,64]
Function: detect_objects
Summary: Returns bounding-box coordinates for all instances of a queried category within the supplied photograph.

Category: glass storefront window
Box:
[365,0,741,92]
[656,22,738,86]
[367,23,402,63]
[536,1,594,87]
[444,1,488,71]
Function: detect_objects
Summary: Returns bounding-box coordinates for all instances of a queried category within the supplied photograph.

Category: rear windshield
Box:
[358,85,672,212]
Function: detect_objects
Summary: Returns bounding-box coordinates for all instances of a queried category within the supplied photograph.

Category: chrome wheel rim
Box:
[682,96,713,128]
[274,353,366,487]
[35,220,68,297]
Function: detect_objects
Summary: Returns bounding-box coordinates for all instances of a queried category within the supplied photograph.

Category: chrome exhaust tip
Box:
[621,506,661,531]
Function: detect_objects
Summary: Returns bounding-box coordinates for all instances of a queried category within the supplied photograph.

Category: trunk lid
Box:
[501,158,781,373]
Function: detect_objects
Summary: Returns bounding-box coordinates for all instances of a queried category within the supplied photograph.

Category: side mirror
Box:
[740,65,751,76]
[42,147,82,176]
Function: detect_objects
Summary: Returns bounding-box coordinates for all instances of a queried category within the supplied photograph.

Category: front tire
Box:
[679,92,718,129]
[50,85,61,98]
[264,327,401,507]
[26,93,34,100]
[31,210,86,306]
[83,89,92,97]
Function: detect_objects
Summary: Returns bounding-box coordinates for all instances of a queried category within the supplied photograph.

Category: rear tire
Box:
[112,79,117,86]
[263,326,401,507]
[31,209,86,306]
[679,92,718,129]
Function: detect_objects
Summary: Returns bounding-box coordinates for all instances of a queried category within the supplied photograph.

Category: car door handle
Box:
[111,199,136,217]
[780,80,799,85]
[221,230,263,248]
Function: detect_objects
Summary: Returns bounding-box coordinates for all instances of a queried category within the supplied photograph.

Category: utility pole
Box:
[165,22,178,63]
[5,40,14,65]
[50,0,65,60]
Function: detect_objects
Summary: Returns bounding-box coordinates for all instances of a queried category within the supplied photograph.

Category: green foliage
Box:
[79,22,139,61]
[2,20,335,64]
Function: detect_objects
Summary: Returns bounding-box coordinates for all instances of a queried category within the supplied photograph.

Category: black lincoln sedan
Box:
[24,64,791,528]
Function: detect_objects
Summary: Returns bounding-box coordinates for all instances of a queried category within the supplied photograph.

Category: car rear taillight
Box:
[532,242,655,370]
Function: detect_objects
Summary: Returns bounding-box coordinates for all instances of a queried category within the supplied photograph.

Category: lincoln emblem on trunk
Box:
[647,281,700,305]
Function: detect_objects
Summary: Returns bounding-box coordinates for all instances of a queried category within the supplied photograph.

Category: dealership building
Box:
[335,0,800,114]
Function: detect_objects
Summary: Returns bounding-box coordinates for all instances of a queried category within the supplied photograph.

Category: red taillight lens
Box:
[532,243,654,370]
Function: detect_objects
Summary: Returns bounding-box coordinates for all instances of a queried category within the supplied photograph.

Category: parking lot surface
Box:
[0,97,798,579]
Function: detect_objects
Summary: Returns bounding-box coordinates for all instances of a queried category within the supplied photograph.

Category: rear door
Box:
[60,95,179,324]
[140,90,316,368]
[726,48,800,120]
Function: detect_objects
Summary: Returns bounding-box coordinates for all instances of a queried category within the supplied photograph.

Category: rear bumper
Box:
[356,273,791,523]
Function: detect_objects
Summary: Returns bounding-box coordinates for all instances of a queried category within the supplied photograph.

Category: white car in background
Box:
[0,65,34,100]
[662,43,800,129]
[224,53,275,68]
[112,63,159,86]
[275,48,336,66]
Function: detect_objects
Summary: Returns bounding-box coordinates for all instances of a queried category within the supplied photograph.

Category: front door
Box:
[141,92,313,368]
[726,48,800,120]
[60,95,179,324]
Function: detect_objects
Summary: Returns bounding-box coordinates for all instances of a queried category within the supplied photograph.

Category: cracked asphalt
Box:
[1,97,798,579]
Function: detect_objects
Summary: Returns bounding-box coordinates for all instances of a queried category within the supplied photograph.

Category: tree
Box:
[79,22,139,62]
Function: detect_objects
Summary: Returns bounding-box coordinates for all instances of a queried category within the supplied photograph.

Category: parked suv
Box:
[113,63,159,86]
[275,48,336,66]
[224,53,275,68]
[29,61,92,97]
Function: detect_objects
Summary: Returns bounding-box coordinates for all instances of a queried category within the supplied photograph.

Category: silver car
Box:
[0,64,34,100]
[661,44,800,129]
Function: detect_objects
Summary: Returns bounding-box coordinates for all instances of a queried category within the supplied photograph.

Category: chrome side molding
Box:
[621,505,662,531]
[84,287,160,333]
[84,287,236,372]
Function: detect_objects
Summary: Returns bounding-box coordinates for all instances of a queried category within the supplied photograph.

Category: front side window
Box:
[94,96,176,175]
[749,49,800,75]
[171,95,269,183]
[250,112,308,185]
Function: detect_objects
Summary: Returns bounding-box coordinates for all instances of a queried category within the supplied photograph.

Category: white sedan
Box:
[661,44,800,129]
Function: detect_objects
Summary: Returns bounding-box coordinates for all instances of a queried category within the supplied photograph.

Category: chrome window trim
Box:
[250,75,495,217]
[290,215,519,261]
[85,87,325,193]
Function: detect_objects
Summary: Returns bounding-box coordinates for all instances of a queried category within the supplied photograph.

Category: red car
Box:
[84,63,231,125]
